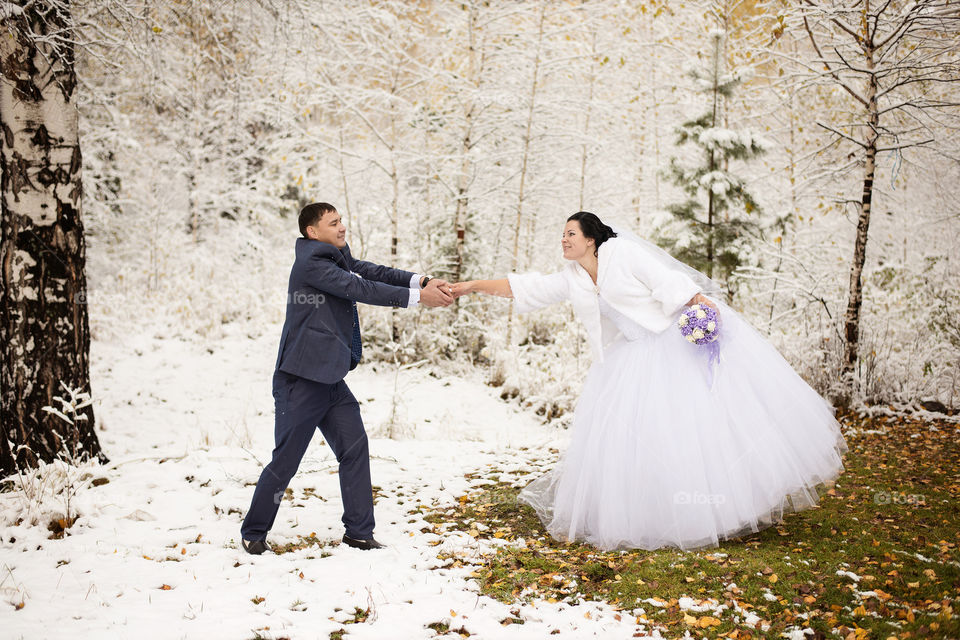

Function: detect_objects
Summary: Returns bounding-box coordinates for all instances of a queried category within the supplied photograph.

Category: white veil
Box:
[609,224,724,299]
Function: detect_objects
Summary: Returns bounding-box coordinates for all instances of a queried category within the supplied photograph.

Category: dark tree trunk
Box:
[390,161,400,344]
[0,1,105,476]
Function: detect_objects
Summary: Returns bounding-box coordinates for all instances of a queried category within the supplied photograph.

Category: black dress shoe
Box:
[341,534,385,550]
[241,538,271,555]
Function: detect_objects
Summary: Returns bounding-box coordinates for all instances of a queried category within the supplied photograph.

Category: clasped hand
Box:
[420,278,455,307]
[420,280,479,306]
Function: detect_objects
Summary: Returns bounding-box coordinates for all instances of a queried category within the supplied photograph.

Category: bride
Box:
[450,211,848,551]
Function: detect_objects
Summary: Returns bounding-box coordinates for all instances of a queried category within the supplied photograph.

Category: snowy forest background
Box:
[73,0,960,414]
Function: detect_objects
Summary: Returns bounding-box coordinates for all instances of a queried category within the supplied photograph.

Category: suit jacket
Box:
[506,237,701,362]
[275,238,415,384]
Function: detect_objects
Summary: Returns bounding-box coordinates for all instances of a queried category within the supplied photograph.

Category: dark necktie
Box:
[350,302,362,367]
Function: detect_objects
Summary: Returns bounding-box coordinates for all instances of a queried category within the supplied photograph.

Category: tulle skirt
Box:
[518,302,848,551]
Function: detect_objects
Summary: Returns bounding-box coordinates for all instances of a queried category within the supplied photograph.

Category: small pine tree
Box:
[657,30,767,295]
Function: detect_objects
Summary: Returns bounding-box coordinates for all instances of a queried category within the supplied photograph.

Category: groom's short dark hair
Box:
[299,202,338,237]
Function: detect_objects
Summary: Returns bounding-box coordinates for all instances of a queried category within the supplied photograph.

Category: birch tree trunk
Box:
[452,1,482,291]
[507,3,546,345]
[843,46,879,378]
[0,2,104,475]
[186,0,202,241]
[578,31,598,211]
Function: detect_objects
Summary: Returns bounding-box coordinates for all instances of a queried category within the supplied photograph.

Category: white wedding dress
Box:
[518,296,848,551]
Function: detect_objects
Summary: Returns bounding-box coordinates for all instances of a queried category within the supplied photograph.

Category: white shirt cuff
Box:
[407,288,420,307]
[410,273,422,289]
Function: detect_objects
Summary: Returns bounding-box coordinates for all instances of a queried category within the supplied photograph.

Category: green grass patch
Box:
[425,413,959,639]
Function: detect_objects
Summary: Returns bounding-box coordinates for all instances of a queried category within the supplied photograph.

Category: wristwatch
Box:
[420,275,432,288]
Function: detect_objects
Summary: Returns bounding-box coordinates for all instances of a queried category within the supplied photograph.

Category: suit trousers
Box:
[241,370,375,541]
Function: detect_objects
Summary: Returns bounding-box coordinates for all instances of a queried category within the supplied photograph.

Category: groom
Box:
[240,202,452,553]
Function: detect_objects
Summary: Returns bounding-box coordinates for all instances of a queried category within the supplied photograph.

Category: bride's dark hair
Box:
[567,211,617,256]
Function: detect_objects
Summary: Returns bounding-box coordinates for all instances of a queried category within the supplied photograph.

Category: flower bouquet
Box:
[678,303,720,344]
[678,303,721,385]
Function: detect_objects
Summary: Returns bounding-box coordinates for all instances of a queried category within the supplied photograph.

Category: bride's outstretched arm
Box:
[450,279,513,298]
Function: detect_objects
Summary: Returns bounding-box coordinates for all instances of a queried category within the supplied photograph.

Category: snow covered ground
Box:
[1,325,667,639]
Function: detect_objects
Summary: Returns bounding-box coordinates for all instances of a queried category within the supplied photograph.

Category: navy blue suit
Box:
[241,238,415,542]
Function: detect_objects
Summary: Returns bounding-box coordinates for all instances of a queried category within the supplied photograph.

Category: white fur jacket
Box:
[507,237,701,362]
